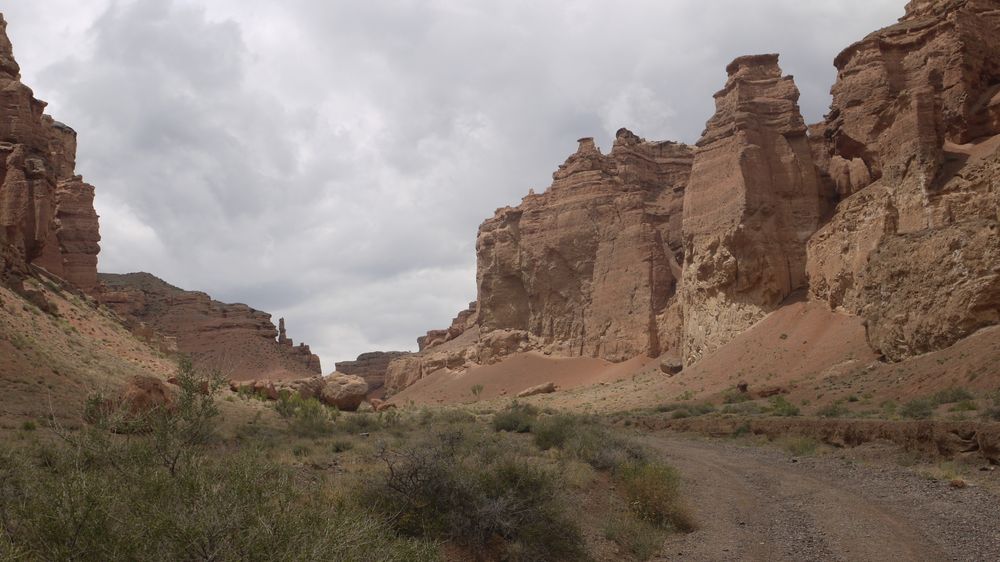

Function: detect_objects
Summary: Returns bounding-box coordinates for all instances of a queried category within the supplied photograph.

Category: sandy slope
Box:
[387,299,1000,413]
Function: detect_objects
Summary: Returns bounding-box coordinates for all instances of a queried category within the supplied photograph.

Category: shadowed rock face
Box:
[476,129,693,361]
[99,272,321,380]
[0,14,100,293]
[681,54,821,365]
[807,0,1000,360]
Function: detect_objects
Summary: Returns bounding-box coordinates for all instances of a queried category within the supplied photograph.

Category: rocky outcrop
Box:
[0,14,100,294]
[477,129,692,361]
[417,301,477,351]
[680,54,821,364]
[807,0,1000,360]
[99,272,321,379]
[334,350,410,392]
[231,372,369,412]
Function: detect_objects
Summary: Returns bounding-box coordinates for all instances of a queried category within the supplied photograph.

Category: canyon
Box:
[380,0,1000,397]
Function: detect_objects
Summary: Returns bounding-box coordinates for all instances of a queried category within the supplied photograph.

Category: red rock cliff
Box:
[681,54,821,364]
[0,13,100,293]
[807,0,1000,360]
[476,129,692,361]
[99,272,321,379]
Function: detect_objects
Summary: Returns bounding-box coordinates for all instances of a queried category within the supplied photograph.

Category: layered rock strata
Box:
[680,54,821,364]
[0,14,100,293]
[99,272,321,379]
[807,0,1000,360]
[477,129,693,361]
[334,351,410,392]
[417,301,477,351]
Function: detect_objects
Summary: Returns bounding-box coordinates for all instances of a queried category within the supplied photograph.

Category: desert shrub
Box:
[602,514,665,561]
[721,401,762,415]
[470,384,484,399]
[881,400,899,417]
[949,400,977,412]
[767,396,800,417]
[662,403,715,419]
[817,401,849,418]
[722,388,752,404]
[20,421,36,431]
[532,414,581,450]
[337,412,381,434]
[931,387,974,406]
[901,398,934,420]
[617,462,694,532]
[0,371,437,561]
[276,394,335,437]
[364,431,586,561]
[331,438,354,453]
[493,402,539,433]
[434,408,475,425]
[558,423,647,473]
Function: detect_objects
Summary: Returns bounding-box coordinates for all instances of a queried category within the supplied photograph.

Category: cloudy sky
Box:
[4,0,905,367]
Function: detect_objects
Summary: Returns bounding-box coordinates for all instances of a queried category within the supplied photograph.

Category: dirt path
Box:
[643,433,1000,561]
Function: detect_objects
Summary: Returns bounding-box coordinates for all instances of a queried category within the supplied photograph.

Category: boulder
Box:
[318,373,368,411]
[516,382,558,398]
[659,357,683,376]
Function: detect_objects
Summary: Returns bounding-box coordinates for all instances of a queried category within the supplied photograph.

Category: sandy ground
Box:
[645,433,1000,561]
[390,299,1000,415]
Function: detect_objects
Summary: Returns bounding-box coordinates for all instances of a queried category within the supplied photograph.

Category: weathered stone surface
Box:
[417,301,477,351]
[0,14,100,294]
[335,351,410,392]
[477,129,692,362]
[681,54,821,365]
[807,0,1000,360]
[318,373,368,411]
[99,272,321,379]
[516,381,557,398]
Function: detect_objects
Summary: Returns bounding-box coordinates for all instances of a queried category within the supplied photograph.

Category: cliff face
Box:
[807,0,1000,360]
[680,54,821,364]
[99,272,321,380]
[386,0,1000,396]
[334,351,410,392]
[476,129,693,361]
[0,14,100,293]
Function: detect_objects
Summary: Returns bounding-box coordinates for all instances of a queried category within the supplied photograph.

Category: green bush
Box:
[364,431,586,561]
[276,394,335,437]
[931,387,974,406]
[618,462,694,532]
[778,436,819,456]
[493,402,539,433]
[901,398,934,419]
[661,403,715,419]
[722,388,752,404]
[767,396,800,417]
[949,400,977,412]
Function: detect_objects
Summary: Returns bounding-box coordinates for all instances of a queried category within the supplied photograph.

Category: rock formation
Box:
[807,0,1000,360]
[334,350,410,392]
[0,14,100,294]
[477,129,693,361]
[680,54,821,364]
[418,301,477,351]
[99,272,321,379]
[231,372,369,411]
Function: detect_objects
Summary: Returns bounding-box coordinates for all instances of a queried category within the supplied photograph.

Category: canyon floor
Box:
[645,433,1000,562]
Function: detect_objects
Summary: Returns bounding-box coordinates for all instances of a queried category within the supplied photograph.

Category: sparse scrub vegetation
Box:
[618,462,695,532]
[817,400,849,418]
[777,435,819,456]
[901,398,935,419]
[492,402,539,433]
[767,396,800,417]
[602,514,665,561]
[931,387,973,406]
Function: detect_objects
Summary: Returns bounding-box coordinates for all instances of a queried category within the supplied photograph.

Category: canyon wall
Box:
[0,14,100,293]
[335,351,410,393]
[680,54,820,364]
[807,0,1000,360]
[99,272,321,380]
[476,129,692,361]
[386,0,1000,395]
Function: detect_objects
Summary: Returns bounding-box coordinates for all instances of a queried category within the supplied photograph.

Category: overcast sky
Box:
[4,0,905,368]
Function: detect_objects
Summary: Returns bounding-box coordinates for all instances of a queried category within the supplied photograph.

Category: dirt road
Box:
[644,433,1000,561]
